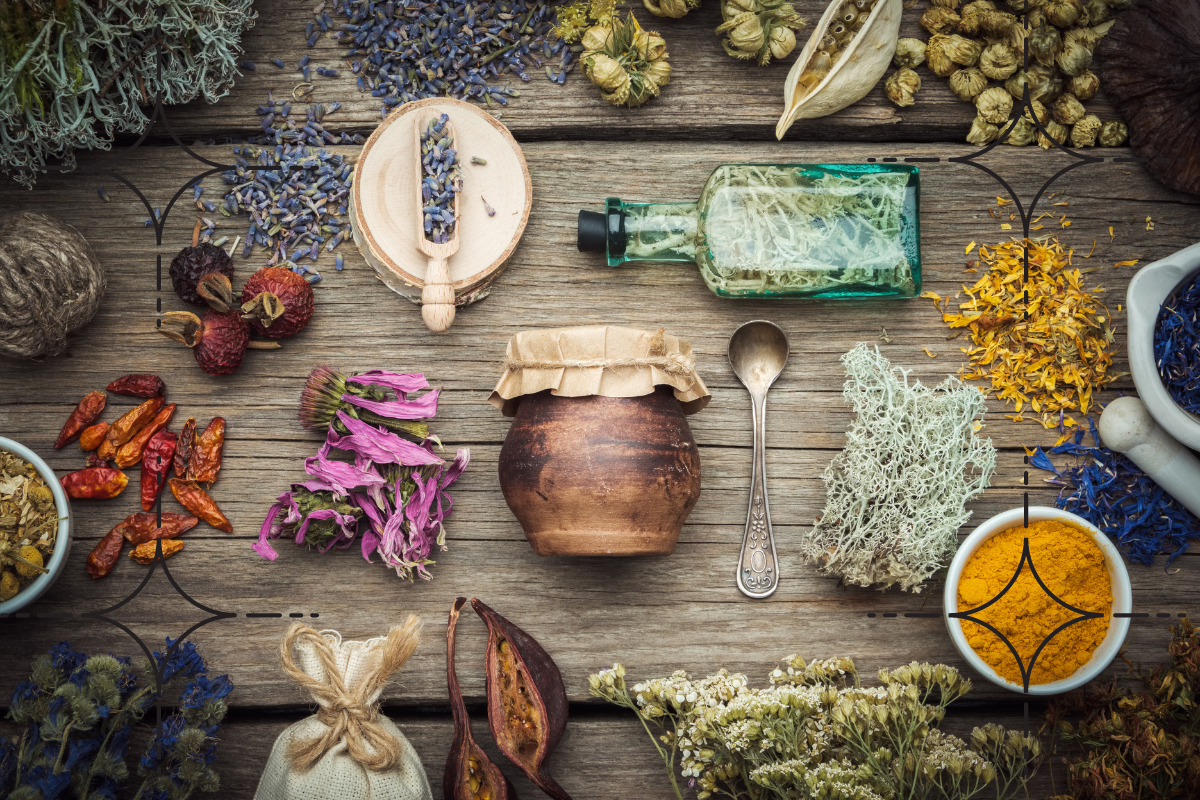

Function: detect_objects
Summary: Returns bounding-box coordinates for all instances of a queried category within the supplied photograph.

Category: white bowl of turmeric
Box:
[943,506,1132,696]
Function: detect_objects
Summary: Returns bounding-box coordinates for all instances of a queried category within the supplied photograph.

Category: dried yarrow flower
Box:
[885,68,922,106]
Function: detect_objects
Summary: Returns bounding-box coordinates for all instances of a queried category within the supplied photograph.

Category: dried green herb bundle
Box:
[0,450,58,602]
[591,656,1042,800]
[1044,617,1200,799]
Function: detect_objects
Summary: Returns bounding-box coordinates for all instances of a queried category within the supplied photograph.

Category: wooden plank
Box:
[154,0,1128,146]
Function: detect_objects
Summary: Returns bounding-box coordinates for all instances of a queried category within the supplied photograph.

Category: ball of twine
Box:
[0,212,105,360]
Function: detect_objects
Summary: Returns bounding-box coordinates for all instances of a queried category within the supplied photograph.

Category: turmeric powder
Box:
[957,519,1111,685]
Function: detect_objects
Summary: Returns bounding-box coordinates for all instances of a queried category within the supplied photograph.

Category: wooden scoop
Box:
[415,112,460,333]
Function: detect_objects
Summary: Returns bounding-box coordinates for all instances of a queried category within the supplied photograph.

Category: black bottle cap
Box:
[577,209,607,253]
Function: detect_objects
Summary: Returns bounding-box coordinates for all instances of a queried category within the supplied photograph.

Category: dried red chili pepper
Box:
[140,429,177,511]
[114,403,176,468]
[472,599,573,800]
[85,453,109,469]
[106,373,166,398]
[121,511,198,545]
[96,438,116,461]
[446,597,516,800]
[87,522,126,578]
[187,417,225,484]
[168,478,232,532]
[104,396,165,449]
[79,422,109,452]
[61,467,128,500]
[129,539,185,564]
[54,391,106,449]
[174,417,196,478]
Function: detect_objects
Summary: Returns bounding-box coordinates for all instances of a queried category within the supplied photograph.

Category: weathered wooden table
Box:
[3,1,1200,796]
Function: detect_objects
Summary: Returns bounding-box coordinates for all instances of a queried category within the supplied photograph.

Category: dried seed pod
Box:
[921,5,961,33]
[643,59,672,87]
[926,34,959,75]
[1038,118,1070,148]
[885,67,921,106]
[944,34,982,66]
[445,598,516,800]
[950,67,989,101]
[1068,69,1100,100]
[1098,119,1128,146]
[976,85,1014,123]
[473,599,572,800]
[1043,0,1083,27]
[1051,91,1086,125]
[1005,116,1038,145]
[769,26,799,59]
[643,0,699,17]
[1029,22,1062,65]
[979,41,1020,79]
[718,0,807,65]
[893,37,926,68]
[1056,40,1092,76]
[967,115,1000,145]
[1070,113,1102,146]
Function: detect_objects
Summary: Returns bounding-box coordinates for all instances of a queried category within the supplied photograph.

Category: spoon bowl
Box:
[729,321,790,394]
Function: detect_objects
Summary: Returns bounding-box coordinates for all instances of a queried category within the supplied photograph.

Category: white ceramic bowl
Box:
[0,437,72,615]
[1126,241,1200,450]
[943,506,1131,695]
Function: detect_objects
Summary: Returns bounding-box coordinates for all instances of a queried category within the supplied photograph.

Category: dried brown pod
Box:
[1051,92,1085,125]
[1043,0,1083,27]
[446,598,516,800]
[976,85,1014,123]
[921,5,961,33]
[1055,39,1092,76]
[1006,116,1038,145]
[885,67,921,106]
[1037,118,1070,148]
[950,66,989,100]
[1098,0,1200,195]
[893,37,927,68]
[1070,113,1102,146]
[473,599,572,800]
[1098,119,1128,146]
[979,41,1020,79]
[966,115,1000,145]
[1068,69,1100,100]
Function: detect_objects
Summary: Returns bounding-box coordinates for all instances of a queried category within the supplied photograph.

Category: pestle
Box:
[1098,396,1200,518]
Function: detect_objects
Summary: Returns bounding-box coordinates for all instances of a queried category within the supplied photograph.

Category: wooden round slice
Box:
[351,97,531,306]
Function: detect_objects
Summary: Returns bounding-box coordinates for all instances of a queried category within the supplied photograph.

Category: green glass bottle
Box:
[577,163,921,299]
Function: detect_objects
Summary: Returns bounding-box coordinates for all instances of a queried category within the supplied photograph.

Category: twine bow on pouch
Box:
[254,618,433,800]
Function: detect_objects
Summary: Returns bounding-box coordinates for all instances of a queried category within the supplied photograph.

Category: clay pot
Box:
[498,386,702,556]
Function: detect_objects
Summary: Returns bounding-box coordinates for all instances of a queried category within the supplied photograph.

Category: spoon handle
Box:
[737,392,778,598]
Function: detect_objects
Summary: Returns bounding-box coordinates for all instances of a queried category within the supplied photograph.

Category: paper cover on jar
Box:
[488,326,710,416]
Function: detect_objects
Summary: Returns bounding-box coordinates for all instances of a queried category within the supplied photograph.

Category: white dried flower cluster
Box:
[802,344,997,593]
[589,656,1041,800]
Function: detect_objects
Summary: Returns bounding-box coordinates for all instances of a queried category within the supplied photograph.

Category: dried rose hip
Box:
[445,598,515,800]
[473,598,573,800]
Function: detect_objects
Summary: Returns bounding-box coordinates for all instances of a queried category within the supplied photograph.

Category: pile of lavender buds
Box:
[216,92,364,283]
[314,0,577,116]
[421,114,462,243]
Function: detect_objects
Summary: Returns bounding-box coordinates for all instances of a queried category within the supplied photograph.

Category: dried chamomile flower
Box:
[1068,69,1100,100]
[885,68,922,106]
[1056,40,1093,76]
[921,5,962,34]
[1029,63,1064,102]
[1005,68,1033,99]
[956,0,996,37]
[643,0,700,17]
[950,67,989,101]
[1028,22,1062,65]
[893,38,927,68]
[1051,91,1085,125]
[15,545,44,578]
[967,115,1001,145]
[0,571,17,602]
[1006,116,1038,145]
[1038,118,1070,148]
[976,85,1014,123]
[1098,119,1128,146]
[979,41,1020,79]
[1023,98,1050,124]
[1043,0,1084,27]
[1070,112,1102,146]
[944,34,983,66]
[1084,0,1109,23]
[980,8,1017,36]
[925,34,959,76]
[717,0,806,65]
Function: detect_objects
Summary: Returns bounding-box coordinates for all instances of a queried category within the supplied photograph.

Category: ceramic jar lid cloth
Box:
[488,326,711,415]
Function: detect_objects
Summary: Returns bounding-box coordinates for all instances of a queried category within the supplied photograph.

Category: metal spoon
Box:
[728,320,790,599]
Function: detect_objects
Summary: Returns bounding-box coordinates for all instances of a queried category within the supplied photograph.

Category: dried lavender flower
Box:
[976,86,1014,123]
[950,67,989,101]
[1068,69,1100,100]
[979,41,1020,79]
[1070,113,1102,146]
[420,113,463,244]
[968,115,1001,145]
[1098,119,1128,146]
[1052,92,1086,125]
[885,68,922,106]
[893,38,927,69]
[921,5,962,34]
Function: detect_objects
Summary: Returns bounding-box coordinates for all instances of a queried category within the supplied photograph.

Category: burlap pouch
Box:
[254,620,432,800]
